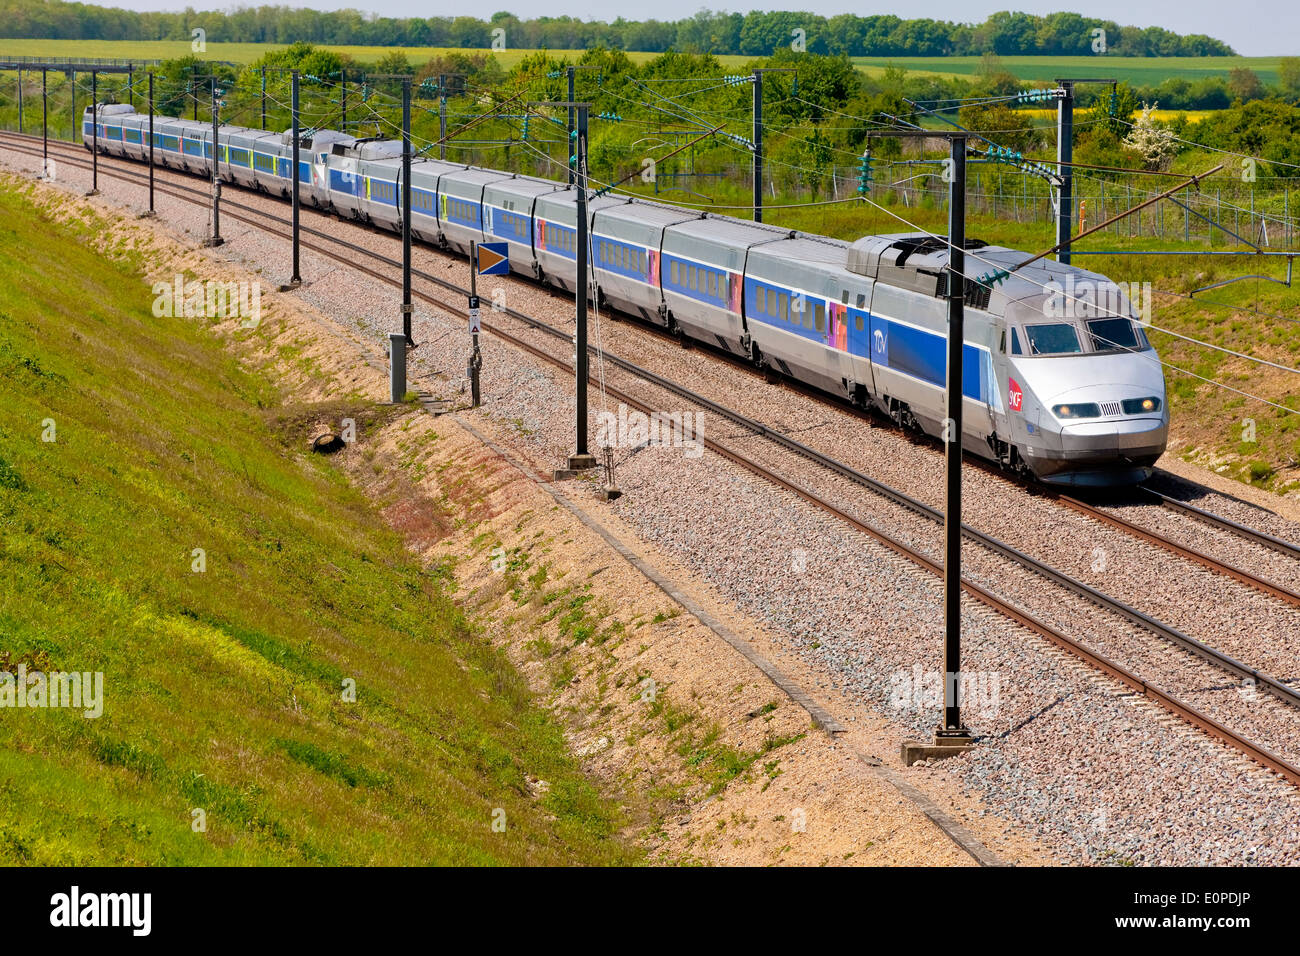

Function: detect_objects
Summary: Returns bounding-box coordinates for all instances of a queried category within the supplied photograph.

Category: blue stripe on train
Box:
[870,315,989,403]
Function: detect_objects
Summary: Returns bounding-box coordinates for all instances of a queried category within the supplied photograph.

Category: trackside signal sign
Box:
[477,242,509,276]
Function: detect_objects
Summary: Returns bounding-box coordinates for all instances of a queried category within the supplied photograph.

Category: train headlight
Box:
[1052,403,1101,419]
[1121,397,1162,414]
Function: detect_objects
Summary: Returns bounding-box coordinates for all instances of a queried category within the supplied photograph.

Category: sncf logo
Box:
[1008,378,1023,412]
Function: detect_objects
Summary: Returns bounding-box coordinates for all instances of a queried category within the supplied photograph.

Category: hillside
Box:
[0,178,634,865]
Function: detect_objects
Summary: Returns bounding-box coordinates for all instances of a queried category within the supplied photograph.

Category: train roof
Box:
[598,196,703,227]
[330,137,400,160]
[749,235,848,265]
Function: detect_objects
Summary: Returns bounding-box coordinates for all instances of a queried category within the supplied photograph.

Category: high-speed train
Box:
[84,102,1168,486]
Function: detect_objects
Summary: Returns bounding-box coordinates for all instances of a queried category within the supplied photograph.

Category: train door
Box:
[985,318,1015,460]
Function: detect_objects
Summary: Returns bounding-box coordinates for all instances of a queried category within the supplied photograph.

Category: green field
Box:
[0,178,636,864]
[852,55,1291,86]
[0,37,753,69]
[0,39,1281,87]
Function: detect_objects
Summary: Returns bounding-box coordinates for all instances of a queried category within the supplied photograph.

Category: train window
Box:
[840,290,849,304]
[802,303,814,330]
[639,251,646,272]
[1086,317,1143,352]
[767,290,778,318]
[1011,328,1023,355]
[814,304,826,333]
[779,293,789,321]
[854,314,864,332]
[1024,323,1082,355]
[708,272,716,296]
[671,261,679,283]
[756,287,765,311]
[856,293,866,308]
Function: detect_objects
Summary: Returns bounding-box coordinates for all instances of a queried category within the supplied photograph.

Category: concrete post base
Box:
[901,735,975,766]
[554,453,598,481]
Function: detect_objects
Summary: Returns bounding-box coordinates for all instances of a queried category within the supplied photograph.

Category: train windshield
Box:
[1023,323,1083,355]
[1086,317,1149,352]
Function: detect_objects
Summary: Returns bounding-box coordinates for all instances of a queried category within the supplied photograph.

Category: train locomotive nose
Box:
[1027,413,1168,487]
[1058,417,1167,458]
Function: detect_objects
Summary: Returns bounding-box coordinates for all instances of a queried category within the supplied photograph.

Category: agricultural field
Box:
[0,38,1280,89]
[0,37,751,69]
[851,55,1291,86]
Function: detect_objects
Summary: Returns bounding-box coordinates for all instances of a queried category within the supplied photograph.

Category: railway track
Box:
[12,131,1300,789]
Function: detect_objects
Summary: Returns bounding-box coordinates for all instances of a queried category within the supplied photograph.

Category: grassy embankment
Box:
[0,178,635,864]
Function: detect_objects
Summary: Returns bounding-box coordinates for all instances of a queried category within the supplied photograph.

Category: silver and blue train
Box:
[84,103,1169,486]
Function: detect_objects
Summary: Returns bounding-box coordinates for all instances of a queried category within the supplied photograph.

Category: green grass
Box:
[851,55,1291,86]
[0,179,636,865]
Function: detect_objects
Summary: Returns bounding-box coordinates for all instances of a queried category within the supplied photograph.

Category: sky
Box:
[100,2,1296,57]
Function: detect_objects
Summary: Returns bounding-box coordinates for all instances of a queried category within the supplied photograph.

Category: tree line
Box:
[2,2,1236,57]
[108,43,1296,190]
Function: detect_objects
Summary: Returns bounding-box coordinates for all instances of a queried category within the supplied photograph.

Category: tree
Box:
[374,51,414,75]
[958,104,1039,153]
[1280,57,1300,98]
[1122,104,1178,171]
[1228,67,1264,103]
